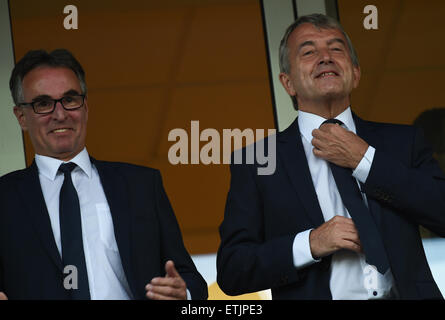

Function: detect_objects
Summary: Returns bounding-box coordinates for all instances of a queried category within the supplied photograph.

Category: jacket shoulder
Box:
[92,159,160,177]
[362,119,415,130]
[359,119,419,138]
[0,167,29,185]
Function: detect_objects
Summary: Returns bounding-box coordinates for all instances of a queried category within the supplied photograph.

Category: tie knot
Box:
[59,162,77,175]
[321,118,344,128]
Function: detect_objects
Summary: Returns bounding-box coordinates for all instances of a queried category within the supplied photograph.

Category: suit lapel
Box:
[277,118,325,227]
[92,158,139,298]
[18,161,63,271]
[353,113,382,159]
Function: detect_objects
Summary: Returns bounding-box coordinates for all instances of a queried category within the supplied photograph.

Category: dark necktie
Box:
[59,162,91,300]
[320,118,390,273]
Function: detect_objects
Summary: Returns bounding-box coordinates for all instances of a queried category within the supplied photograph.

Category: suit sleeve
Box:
[217,161,301,296]
[153,170,208,300]
[364,127,445,236]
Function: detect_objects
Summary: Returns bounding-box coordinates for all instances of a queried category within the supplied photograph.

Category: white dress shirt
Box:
[292,107,396,299]
[35,148,132,300]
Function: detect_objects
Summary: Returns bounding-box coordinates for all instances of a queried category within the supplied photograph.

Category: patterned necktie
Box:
[320,119,390,273]
[59,162,91,299]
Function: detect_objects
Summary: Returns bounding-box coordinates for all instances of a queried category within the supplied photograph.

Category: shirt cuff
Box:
[292,229,320,269]
[352,146,375,183]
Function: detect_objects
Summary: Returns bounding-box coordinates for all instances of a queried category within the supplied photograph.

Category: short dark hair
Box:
[9,49,87,105]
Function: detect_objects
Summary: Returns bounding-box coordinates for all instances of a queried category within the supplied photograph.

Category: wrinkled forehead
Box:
[288,23,346,49]
[22,66,82,99]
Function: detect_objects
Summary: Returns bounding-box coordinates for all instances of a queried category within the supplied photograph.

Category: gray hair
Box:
[279,13,359,75]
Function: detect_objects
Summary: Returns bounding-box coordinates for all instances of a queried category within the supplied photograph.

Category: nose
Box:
[51,100,68,120]
[318,47,333,65]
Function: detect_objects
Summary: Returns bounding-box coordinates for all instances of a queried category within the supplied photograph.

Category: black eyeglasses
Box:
[19,94,86,115]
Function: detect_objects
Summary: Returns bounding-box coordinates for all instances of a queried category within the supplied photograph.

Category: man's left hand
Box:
[145,260,187,300]
[311,123,369,169]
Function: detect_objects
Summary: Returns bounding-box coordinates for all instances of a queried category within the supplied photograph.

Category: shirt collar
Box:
[35,147,92,181]
[297,106,356,143]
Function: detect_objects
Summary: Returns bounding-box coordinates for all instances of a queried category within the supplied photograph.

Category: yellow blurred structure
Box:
[208,282,271,300]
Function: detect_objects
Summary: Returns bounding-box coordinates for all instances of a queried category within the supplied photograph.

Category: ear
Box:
[13,106,28,131]
[279,72,297,97]
[352,65,361,89]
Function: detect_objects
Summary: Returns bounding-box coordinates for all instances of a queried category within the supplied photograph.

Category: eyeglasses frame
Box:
[18,94,86,115]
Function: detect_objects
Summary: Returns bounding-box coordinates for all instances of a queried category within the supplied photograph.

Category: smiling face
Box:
[13,66,88,161]
[279,23,360,111]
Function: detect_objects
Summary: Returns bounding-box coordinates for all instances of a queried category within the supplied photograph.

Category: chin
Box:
[318,88,347,99]
[51,144,80,158]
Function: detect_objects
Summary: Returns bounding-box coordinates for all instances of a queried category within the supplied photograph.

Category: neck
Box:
[38,147,85,162]
[298,97,350,119]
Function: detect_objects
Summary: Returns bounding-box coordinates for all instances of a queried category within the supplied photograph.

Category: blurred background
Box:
[1,0,444,299]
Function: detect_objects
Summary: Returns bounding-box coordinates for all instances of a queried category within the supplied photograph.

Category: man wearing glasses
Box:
[0,49,207,300]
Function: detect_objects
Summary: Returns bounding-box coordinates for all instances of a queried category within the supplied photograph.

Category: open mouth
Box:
[315,71,339,78]
[50,128,73,133]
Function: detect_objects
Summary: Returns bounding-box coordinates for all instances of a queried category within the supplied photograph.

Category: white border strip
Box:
[0,0,26,176]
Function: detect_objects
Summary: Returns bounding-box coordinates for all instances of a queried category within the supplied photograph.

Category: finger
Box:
[312,138,329,157]
[318,123,336,133]
[311,128,327,139]
[335,219,361,240]
[341,229,362,246]
[311,128,321,137]
[341,220,363,239]
[340,220,360,233]
[330,215,354,224]
[340,239,362,253]
[146,283,185,300]
[332,215,358,227]
[329,216,361,242]
[0,292,7,300]
[338,225,363,250]
[165,260,180,278]
[312,147,325,159]
[146,290,177,300]
[311,137,323,149]
[320,123,344,132]
[318,123,331,132]
[149,276,183,288]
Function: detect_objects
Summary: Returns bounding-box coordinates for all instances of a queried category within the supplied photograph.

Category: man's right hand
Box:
[0,292,7,300]
[309,216,362,259]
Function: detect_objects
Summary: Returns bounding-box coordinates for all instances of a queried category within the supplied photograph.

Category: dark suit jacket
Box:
[217,114,445,299]
[0,158,208,300]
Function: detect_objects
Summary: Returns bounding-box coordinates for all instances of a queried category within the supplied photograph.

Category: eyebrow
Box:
[327,38,347,47]
[31,89,82,101]
[298,40,315,52]
[298,37,347,52]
